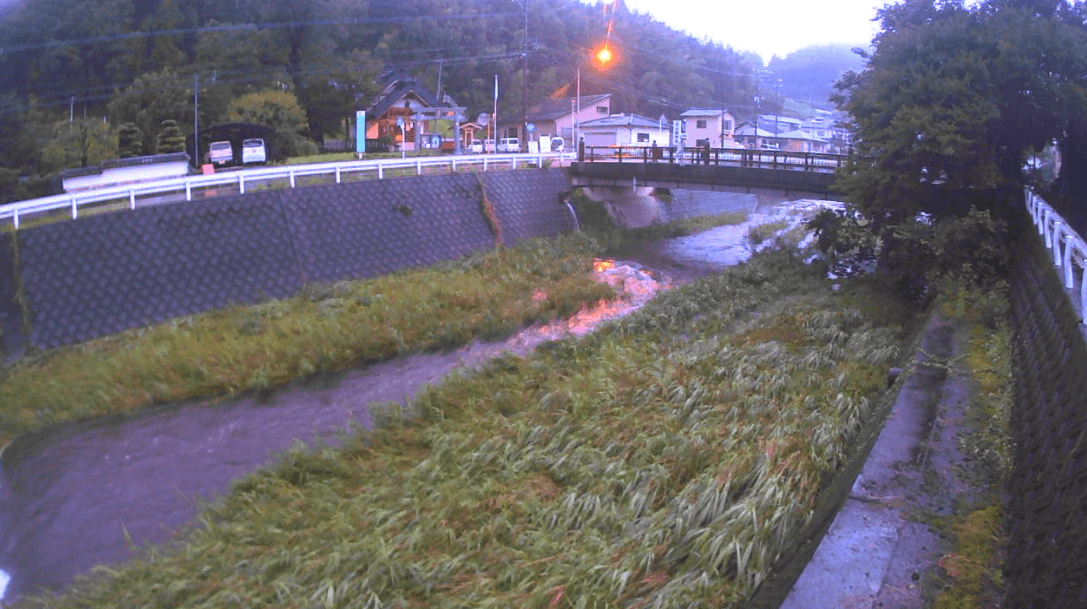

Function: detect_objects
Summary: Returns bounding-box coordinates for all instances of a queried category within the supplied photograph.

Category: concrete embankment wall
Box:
[0,170,577,357]
[1006,222,1087,608]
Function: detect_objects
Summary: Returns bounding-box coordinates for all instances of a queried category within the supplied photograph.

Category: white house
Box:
[680,108,737,148]
[577,113,671,148]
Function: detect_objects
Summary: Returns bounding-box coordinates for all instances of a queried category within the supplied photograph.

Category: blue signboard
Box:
[356,110,366,154]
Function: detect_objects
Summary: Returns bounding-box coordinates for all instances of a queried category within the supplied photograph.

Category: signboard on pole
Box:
[355,110,366,154]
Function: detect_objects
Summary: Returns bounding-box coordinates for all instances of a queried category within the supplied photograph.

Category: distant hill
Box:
[767,44,869,110]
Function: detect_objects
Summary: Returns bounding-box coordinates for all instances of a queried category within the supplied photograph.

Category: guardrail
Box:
[580,145,848,172]
[0,152,568,230]
[1027,187,1087,321]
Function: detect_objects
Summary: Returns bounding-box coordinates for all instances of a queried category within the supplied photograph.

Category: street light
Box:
[575,45,615,154]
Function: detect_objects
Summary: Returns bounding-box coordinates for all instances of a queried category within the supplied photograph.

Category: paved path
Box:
[781,312,979,608]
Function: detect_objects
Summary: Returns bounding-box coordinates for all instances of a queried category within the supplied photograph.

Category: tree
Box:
[815,0,1087,293]
[118,123,144,158]
[108,68,192,155]
[157,119,186,153]
[39,118,118,172]
[227,89,316,157]
[834,1,1087,225]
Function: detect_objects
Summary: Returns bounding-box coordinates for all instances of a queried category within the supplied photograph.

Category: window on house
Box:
[724,121,733,131]
[597,106,608,114]
[506,127,518,138]
[637,133,649,143]
[696,119,707,129]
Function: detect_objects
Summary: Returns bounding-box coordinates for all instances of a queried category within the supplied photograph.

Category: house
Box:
[364,72,463,151]
[735,123,778,150]
[577,113,672,148]
[498,94,613,150]
[777,129,830,153]
[680,109,737,148]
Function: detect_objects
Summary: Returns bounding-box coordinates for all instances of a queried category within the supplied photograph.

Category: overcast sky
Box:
[619,0,888,64]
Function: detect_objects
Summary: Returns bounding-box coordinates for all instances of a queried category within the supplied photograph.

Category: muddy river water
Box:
[0,198,835,603]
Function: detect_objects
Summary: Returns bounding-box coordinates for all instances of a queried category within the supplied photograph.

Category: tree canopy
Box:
[834,0,1087,225]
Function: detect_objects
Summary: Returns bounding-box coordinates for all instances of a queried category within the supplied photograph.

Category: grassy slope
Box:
[0,235,612,444]
[24,248,921,608]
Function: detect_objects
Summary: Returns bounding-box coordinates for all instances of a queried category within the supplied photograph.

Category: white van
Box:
[498,137,520,153]
[242,138,266,164]
[206,141,233,166]
[470,139,483,154]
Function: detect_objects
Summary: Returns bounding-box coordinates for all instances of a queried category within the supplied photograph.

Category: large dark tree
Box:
[834,0,1087,226]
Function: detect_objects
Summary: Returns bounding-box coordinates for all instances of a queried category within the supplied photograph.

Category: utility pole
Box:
[194,73,199,167]
[521,0,528,152]
[436,59,443,101]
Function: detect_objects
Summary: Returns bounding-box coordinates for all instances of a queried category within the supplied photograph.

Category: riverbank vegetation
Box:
[23,244,920,608]
[0,234,613,445]
[0,203,754,446]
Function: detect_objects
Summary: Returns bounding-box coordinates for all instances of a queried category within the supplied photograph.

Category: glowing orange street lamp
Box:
[596,45,613,67]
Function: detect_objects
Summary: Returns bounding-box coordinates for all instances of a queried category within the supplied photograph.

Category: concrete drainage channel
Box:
[746,311,978,608]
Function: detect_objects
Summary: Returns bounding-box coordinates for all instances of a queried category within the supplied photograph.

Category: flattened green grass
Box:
[31,249,919,608]
[0,235,613,444]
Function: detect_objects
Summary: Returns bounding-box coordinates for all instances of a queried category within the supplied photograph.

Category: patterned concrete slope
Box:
[665,189,758,222]
[283,174,496,284]
[481,169,576,244]
[0,232,26,360]
[18,191,303,350]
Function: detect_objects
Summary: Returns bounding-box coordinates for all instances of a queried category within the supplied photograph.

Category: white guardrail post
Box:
[1027,188,1087,322]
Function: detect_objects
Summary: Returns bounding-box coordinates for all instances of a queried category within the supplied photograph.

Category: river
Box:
[0,197,834,603]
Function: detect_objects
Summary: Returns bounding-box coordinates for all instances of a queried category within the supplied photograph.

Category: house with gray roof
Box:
[578,113,672,148]
[497,94,612,149]
[364,71,461,151]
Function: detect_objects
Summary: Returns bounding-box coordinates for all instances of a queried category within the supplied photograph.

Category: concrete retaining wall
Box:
[0,169,575,356]
[1006,226,1087,608]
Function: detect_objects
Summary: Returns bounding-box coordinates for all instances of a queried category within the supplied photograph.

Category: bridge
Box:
[568,145,843,197]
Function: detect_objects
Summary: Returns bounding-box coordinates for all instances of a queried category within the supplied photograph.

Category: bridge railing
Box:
[580,145,847,172]
[1027,187,1087,321]
[0,152,569,231]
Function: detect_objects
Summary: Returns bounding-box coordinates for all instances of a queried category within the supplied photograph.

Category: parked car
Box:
[482,139,496,153]
[470,139,483,153]
[549,137,565,153]
[498,137,520,153]
[206,141,233,166]
[241,138,266,164]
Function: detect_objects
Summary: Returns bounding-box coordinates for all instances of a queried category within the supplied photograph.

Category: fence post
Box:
[1081,266,1087,322]
[129,189,136,210]
[1063,233,1074,288]
[335,167,341,184]
[416,159,422,175]
[13,209,19,230]
[378,165,384,180]
[1044,210,1052,247]
[289,170,296,188]
[186,182,192,201]
[1053,221,1062,266]
[239,174,245,194]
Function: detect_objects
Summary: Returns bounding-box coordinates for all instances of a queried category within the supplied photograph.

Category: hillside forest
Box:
[0,0,861,202]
